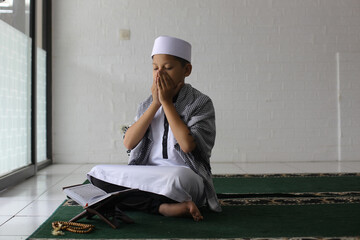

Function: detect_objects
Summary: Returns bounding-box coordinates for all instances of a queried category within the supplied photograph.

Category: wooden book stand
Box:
[64,186,136,229]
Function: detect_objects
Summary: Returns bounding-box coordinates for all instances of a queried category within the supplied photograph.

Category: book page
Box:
[63,184,108,207]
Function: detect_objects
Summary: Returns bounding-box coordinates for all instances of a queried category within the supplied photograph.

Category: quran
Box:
[63,183,127,208]
[63,183,136,228]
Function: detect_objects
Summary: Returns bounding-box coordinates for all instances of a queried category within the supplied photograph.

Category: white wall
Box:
[52,0,360,164]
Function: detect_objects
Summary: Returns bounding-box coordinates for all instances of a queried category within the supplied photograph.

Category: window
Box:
[0,0,52,189]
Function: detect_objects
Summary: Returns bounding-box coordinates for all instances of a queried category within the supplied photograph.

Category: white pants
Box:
[87,165,206,206]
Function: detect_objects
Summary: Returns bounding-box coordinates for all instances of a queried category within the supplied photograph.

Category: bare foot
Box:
[159,201,204,221]
[186,201,203,221]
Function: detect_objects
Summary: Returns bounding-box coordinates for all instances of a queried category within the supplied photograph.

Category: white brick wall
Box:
[52,0,360,164]
[338,52,360,161]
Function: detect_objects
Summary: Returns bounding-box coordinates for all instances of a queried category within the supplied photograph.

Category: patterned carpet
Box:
[28,173,360,240]
[215,173,360,206]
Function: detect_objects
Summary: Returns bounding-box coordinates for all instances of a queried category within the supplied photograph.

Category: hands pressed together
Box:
[152,70,184,107]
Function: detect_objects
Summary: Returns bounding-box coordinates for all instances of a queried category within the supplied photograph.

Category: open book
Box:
[63,183,133,208]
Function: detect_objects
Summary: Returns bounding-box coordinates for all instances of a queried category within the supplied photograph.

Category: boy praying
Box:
[87,36,221,222]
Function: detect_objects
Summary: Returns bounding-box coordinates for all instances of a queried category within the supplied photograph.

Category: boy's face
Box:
[152,54,191,86]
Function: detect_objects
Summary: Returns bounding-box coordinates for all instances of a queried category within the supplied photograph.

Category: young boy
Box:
[88,36,221,222]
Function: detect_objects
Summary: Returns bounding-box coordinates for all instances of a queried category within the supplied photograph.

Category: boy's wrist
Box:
[150,101,161,111]
[161,100,174,109]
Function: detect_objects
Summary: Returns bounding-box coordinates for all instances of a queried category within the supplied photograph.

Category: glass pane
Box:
[37,47,47,163]
[0,19,32,176]
[0,0,30,36]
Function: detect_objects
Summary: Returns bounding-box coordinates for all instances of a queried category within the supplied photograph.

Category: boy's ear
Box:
[184,63,192,77]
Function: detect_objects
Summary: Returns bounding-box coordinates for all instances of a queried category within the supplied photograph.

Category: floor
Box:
[0,161,360,239]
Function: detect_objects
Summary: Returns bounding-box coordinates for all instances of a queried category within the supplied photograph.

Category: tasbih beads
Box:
[52,221,95,235]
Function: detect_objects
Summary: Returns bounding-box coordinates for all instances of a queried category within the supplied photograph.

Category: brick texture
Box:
[52,0,360,164]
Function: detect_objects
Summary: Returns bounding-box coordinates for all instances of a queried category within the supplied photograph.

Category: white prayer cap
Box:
[151,36,191,63]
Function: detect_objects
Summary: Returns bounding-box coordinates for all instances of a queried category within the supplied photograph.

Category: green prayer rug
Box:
[27,173,360,240]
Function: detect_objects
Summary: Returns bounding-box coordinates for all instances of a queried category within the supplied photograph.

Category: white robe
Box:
[87,165,206,206]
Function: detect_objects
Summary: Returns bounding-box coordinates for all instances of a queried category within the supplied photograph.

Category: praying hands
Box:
[156,70,184,105]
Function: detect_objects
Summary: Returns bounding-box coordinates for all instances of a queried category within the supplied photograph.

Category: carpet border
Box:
[213,173,360,178]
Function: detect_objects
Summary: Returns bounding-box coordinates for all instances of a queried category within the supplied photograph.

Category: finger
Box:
[156,73,159,86]
[158,71,166,88]
[159,73,168,89]
[160,71,174,88]
[152,78,157,91]
[157,74,162,89]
